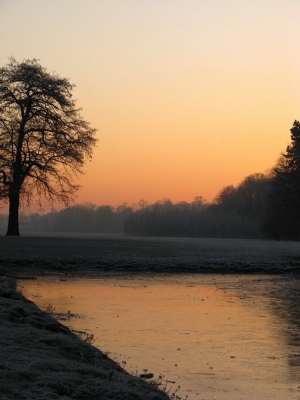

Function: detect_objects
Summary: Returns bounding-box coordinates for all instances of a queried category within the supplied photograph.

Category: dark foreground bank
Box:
[0,234,300,276]
[0,279,169,400]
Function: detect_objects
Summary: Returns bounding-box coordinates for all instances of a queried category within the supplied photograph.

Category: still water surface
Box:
[18,274,300,400]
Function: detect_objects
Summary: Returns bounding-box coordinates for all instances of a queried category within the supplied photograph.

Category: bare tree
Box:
[0,58,97,235]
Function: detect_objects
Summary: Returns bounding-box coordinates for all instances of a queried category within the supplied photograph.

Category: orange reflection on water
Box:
[18,275,300,400]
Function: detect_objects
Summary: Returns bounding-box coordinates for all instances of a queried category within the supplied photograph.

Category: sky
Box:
[1,0,300,209]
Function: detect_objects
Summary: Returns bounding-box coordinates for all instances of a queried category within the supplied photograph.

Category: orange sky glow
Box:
[1,0,300,210]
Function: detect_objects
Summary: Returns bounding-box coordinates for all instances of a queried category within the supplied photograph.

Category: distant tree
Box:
[234,173,270,218]
[54,204,97,232]
[214,185,237,212]
[214,174,270,219]
[192,196,206,206]
[263,121,300,240]
[0,58,97,235]
[136,199,149,210]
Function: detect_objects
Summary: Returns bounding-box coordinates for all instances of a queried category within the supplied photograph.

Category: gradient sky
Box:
[1,0,300,209]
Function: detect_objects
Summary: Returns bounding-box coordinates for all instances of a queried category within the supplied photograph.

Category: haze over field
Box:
[1,1,300,209]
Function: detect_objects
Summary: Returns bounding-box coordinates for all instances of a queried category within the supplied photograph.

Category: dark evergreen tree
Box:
[263,121,300,240]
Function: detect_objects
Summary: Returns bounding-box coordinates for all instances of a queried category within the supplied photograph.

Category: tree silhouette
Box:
[0,58,97,235]
[263,121,300,240]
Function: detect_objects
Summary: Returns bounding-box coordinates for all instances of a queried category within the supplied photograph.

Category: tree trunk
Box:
[6,189,20,236]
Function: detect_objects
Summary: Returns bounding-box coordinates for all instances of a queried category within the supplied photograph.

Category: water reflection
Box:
[256,276,300,373]
[17,274,300,400]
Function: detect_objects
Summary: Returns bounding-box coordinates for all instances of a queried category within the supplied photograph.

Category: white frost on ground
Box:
[0,234,299,275]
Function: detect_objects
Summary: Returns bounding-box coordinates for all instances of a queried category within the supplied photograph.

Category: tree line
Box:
[0,173,270,238]
[0,203,132,234]
[124,121,300,240]
[10,118,300,241]
[124,174,271,238]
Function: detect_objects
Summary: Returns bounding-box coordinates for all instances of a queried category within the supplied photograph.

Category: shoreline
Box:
[0,279,169,400]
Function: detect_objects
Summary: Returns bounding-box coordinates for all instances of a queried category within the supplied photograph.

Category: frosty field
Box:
[0,234,300,275]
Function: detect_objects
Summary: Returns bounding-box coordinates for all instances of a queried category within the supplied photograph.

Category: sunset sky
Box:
[1,0,300,209]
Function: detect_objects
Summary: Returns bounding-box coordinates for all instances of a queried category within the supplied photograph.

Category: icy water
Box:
[18,274,300,400]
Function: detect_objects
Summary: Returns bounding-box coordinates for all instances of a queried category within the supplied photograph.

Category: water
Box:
[17,274,300,399]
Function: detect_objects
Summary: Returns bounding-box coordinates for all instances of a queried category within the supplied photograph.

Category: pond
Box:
[17,273,300,400]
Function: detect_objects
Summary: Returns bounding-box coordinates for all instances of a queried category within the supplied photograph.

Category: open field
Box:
[0,234,300,276]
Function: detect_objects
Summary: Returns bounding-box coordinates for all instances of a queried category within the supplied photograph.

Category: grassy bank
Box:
[0,279,169,400]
